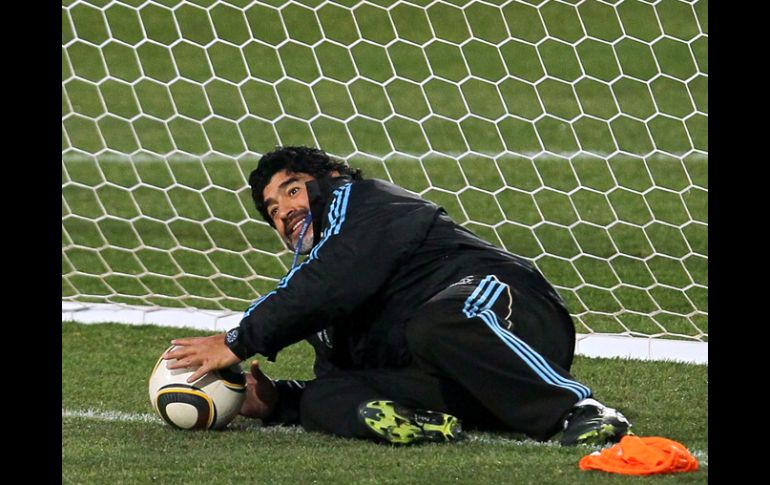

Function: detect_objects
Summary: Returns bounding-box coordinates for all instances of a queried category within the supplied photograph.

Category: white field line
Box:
[63,408,161,424]
[62,408,707,466]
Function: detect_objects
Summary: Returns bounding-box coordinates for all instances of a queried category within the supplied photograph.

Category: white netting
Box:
[62,0,707,342]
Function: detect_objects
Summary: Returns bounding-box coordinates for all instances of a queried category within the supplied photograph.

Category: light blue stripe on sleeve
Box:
[244,183,352,317]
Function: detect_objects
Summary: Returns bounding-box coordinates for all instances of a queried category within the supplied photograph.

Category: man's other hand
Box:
[240,360,278,420]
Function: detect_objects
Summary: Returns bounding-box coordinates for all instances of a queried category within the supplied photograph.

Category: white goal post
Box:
[62,0,707,364]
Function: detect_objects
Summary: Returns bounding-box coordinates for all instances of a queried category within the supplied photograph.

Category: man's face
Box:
[263,170,316,254]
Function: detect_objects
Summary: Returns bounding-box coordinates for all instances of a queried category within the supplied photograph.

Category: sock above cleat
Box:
[573,398,604,409]
[357,400,463,445]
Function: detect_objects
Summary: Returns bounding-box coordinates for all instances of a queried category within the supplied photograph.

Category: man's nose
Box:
[279,206,295,224]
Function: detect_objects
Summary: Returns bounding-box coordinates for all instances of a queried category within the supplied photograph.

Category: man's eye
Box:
[269,208,278,218]
[289,187,300,196]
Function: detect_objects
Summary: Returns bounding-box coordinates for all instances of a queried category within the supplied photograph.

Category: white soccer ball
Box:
[148,346,246,430]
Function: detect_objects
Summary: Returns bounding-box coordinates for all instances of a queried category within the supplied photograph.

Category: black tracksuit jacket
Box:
[225,174,574,376]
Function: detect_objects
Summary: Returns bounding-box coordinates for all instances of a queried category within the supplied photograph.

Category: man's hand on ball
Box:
[164,333,241,383]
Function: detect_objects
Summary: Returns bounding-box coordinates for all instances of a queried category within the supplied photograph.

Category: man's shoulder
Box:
[343,179,439,224]
[354,178,428,202]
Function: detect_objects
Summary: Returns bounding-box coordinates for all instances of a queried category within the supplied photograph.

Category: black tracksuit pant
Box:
[292,274,590,442]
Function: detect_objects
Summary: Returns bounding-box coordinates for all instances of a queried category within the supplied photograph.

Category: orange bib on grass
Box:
[579,435,699,476]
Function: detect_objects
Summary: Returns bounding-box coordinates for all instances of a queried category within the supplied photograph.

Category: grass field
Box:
[62,322,708,483]
[63,2,707,480]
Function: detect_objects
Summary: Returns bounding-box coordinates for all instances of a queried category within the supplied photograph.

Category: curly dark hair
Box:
[249,146,363,226]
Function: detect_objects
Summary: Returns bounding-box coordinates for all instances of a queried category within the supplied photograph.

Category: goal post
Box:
[62,0,708,363]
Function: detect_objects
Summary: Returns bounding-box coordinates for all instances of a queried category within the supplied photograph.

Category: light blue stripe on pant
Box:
[463,275,591,400]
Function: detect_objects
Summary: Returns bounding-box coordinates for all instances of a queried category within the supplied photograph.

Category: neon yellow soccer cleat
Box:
[358,400,463,445]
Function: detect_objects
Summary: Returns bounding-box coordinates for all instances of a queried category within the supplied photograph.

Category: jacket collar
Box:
[306,175,353,246]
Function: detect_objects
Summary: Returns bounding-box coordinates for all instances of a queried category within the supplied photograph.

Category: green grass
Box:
[62,151,708,339]
[62,0,708,157]
[62,1,707,337]
[62,322,708,484]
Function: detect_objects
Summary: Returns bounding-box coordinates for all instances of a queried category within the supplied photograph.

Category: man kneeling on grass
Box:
[164,146,631,446]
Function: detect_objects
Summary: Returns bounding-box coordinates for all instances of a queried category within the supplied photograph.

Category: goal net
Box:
[62,0,707,361]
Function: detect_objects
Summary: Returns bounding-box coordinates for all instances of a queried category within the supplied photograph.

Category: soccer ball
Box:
[148,346,246,430]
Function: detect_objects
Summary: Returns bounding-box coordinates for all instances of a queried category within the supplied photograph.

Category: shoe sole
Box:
[358,400,462,445]
[566,423,632,446]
